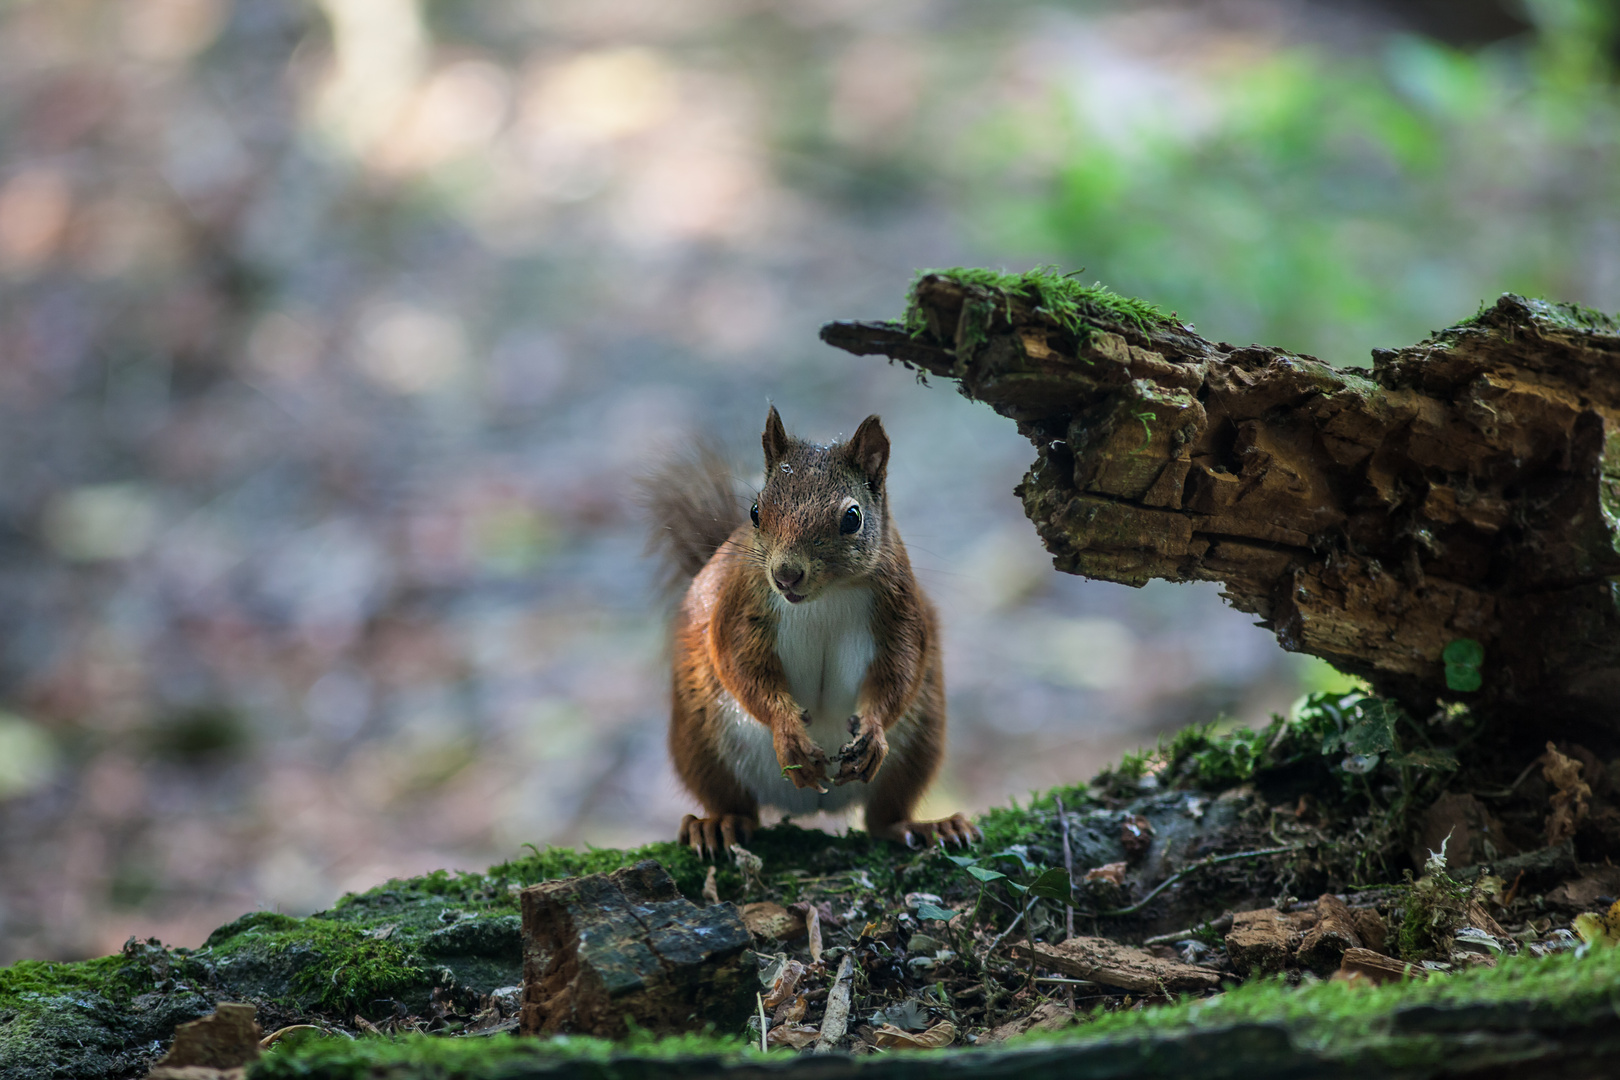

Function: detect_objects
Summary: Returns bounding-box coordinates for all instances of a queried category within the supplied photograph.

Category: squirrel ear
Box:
[763,405,790,467]
[846,414,889,489]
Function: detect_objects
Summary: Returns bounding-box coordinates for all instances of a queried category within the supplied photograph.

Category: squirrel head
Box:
[750,405,890,605]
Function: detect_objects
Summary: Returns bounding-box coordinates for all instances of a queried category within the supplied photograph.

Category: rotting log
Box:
[822,278,1620,727]
[520,860,755,1038]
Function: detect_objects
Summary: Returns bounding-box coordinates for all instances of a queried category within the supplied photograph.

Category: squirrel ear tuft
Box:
[763,405,790,467]
[846,414,889,489]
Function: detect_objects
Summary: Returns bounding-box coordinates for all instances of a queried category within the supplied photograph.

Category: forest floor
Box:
[5,693,1620,1078]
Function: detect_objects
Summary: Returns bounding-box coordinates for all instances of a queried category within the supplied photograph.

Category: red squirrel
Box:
[646,406,979,857]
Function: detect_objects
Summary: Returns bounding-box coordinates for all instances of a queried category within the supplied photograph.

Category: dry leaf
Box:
[1573,899,1620,949]
[790,901,823,963]
[766,1023,820,1049]
[872,1020,956,1049]
[1543,742,1591,846]
[771,992,807,1025]
[761,959,807,1010]
[1085,862,1127,885]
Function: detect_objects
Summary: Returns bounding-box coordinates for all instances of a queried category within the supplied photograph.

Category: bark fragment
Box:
[823,282,1620,722]
[519,860,754,1038]
[1011,937,1222,992]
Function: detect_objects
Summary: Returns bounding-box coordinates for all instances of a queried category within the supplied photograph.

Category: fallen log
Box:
[823,274,1620,727]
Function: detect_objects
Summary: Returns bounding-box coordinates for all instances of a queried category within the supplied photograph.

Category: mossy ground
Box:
[3,692,1610,1078]
[246,943,1620,1078]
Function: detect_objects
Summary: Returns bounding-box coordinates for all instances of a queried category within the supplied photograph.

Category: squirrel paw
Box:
[833,715,888,785]
[679,813,757,860]
[774,726,830,791]
[877,813,981,849]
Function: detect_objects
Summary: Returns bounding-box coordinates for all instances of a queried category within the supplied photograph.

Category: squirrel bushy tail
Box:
[639,440,745,584]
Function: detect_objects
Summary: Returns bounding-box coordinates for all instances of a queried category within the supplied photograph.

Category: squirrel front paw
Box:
[774,718,830,791]
[833,714,887,785]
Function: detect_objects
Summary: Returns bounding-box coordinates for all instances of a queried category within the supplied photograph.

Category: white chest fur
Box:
[771,585,876,737]
[714,586,879,815]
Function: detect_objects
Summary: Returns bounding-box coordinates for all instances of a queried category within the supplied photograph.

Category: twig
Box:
[1056,794,1077,1010]
[1033,976,1100,986]
[1096,846,1296,917]
[1056,795,1076,942]
[982,891,1038,962]
[1142,911,1234,946]
[813,953,855,1054]
[756,992,768,1054]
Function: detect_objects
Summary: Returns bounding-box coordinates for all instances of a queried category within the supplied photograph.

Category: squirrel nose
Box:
[774,566,805,591]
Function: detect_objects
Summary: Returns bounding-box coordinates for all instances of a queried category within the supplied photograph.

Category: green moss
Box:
[248,946,1620,1078]
[904,265,1171,343]
[1452,293,1619,334]
[253,1029,764,1080]
[1022,943,1620,1067]
[203,916,427,1014]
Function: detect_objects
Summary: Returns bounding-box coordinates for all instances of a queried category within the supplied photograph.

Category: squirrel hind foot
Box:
[876,813,980,850]
[679,813,758,860]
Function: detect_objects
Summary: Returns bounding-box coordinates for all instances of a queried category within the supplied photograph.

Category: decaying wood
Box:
[1338,946,1429,985]
[823,283,1620,723]
[145,1003,259,1080]
[519,860,754,1038]
[1296,894,1363,973]
[1011,937,1222,992]
[1225,908,1315,976]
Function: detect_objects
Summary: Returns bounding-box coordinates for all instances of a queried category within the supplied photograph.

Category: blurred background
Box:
[0,0,1615,964]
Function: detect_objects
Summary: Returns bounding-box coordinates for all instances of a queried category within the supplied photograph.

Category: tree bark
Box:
[823,277,1620,728]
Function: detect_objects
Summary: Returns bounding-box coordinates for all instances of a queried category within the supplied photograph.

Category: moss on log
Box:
[821,271,1620,726]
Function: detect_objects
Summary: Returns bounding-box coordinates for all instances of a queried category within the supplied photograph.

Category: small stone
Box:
[740,901,807,942]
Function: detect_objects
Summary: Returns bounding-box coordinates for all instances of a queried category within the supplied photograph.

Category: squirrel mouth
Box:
[778,587,806,604]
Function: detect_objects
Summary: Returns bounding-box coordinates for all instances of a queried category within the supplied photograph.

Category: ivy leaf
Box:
[1341,699,1398,756]
[1025,866,1073,902]
[1442,638,1485,668]
[1006,880,1029,895]
[945,855,979,868]
[964,866,1007,883]
[1445,664,1482,692]
[913,901,956,922]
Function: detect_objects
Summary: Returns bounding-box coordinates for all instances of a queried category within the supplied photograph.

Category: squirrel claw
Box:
[833,716,886,785]
[879,813,980,849]
[679,813,756,860]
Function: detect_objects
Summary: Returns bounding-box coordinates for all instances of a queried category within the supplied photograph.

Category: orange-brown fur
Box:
[656,408,976,855]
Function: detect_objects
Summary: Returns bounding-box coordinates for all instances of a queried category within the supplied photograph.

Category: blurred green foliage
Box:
[964,0,1620,364]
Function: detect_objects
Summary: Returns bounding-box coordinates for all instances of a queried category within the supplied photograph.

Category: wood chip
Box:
[702,866,719,906]
[1297,894,1362,973]
[1338,946,1428,984]
[872,1020,956,1049]
[1225,908,1313,976]
[147,1003,260,1077]
[813,953,854,1054]
[1011,937,1222,993]
[986,1001,1073,1043]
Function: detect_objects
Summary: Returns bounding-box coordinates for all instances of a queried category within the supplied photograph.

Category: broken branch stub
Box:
[520,860,755,1038]
[822,279,1620,724]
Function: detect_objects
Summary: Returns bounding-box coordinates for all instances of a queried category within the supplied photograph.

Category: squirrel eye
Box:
[841,505,861,534]
[750,502,760,527]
